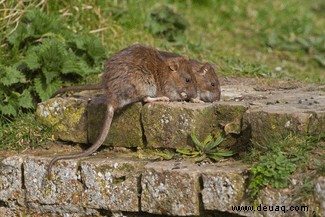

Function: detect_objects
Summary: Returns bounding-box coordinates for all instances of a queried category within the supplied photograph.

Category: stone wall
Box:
[0,79,324,216]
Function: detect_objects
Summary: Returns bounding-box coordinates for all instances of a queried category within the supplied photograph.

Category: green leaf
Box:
[313,54,325,67]
[155,150,174,160]
[70,35,107,64]
[205,135,224,153]
[203,134,213,146]
[176,148,193,155]
[18,90,34,109]
[211,136,225,149]
[194,155,206,163]
[39,39,66,71]
[209,150,235,158]
[23,51,41,70]
[0,66,26,86]
[0,103,17,116]
[42,69,60,85]
[208,155,221,161]
[61,55,94,76]
[34,76,62,101]
[191,131,203,150]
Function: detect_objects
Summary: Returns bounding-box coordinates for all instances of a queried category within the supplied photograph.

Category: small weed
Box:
[154,149,175,160]
[247,134,323,200]
[177,131,235,163]
[248,151,297,199]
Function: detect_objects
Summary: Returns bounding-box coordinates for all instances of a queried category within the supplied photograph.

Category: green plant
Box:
[146,5,188,44]
[177,132,235,162]
[0,7,106,124]
[154,149,175,160]
[248,134,323,200]
[248,151,297,199]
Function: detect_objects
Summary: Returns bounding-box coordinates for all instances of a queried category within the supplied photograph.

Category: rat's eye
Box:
[186,78,191,83]
[211,82,215,87]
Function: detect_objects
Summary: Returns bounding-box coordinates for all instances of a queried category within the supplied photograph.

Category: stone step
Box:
[1,154,322,216]
[14,78,324,216]
[36,80,325,151]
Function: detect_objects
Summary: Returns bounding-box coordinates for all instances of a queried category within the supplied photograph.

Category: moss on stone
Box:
[36,98,88,143]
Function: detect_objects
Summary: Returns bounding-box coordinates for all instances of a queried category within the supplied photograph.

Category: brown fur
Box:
[159,51,221,102]
[47,44,197,179]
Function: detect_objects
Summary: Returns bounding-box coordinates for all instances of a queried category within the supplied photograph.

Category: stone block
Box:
[256,187,310,217]
[0,156,24,207]
[308,111,325,135]
[141,161,201,216]
[315,176,325,217]
[80,157,148,212]
[23,156,84,215]
[142,102,248,149]
[36,97,88,143]
[88,95,143,148]
[0,207,18,216]
[201,162,250,216]
[245,105,312,147]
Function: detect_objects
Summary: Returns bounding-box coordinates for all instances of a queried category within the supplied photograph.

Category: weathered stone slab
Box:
[36,97,88,143]
[141,161,201,216]
[23,156,84,215]
[0,156,24,207]
[308,111,325,135]
[256,187,310,217]
[80,156,148,212]
[245,106,311,146]
[88,95,143,147]
[315,176,325,217]
[0,207,18,216]
[201,162,250,216]
[142,102,248,149]
[245,106,324,147]
[240,85,325,146]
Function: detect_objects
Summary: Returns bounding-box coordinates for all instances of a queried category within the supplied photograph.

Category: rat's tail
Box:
[47,103,114,179]
[51,83,103,98]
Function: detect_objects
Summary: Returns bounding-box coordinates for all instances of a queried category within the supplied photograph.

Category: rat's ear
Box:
[166,58,180,72]
[166,56,188,72]
[198,63,211,75]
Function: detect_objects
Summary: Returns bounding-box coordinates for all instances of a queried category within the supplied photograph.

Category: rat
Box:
[52,52,221,102]
[52,48,221,103]
[158,51,221,102]
[47,44,197,179]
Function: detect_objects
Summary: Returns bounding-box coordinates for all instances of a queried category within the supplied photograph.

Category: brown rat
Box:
[159,50,221,102]
[52,54,221,102]
[47,44,197,178]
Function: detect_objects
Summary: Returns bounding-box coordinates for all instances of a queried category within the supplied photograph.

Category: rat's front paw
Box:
[191,97,205,103]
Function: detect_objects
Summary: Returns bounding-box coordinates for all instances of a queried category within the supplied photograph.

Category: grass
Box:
[3,0,322,81]
[0,112,54,151]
